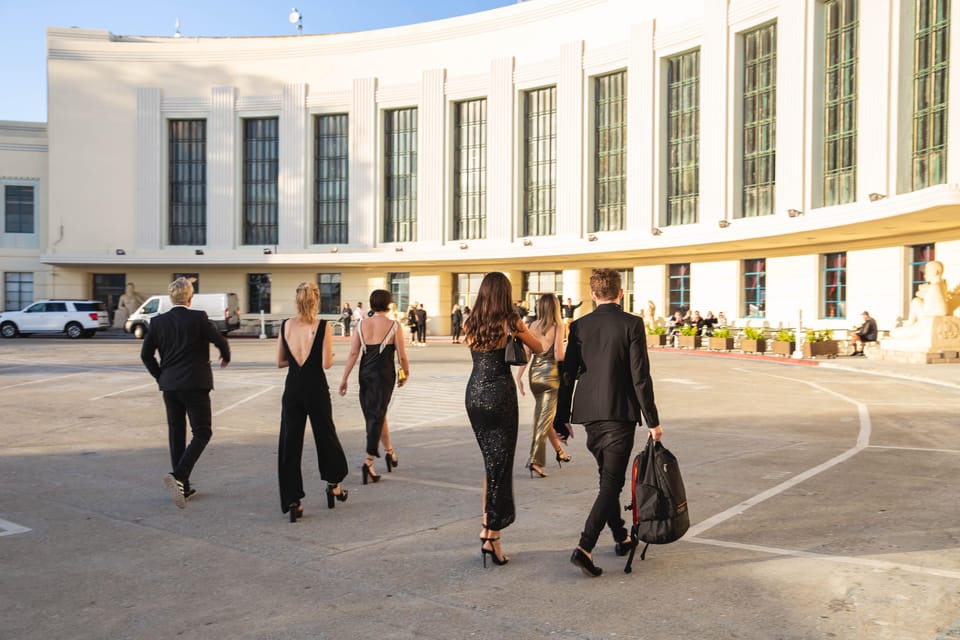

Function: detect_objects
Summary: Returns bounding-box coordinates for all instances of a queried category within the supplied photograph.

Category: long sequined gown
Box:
[278,319,348,513]
[527,343,559,468]
[358,320,400,457]
[465,348,518,531]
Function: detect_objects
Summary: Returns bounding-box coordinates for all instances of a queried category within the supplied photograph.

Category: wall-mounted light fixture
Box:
[718,220,731,228]
[195,249,204,255]
[459,242,469,250]
[651,228,663,236]
[522,238,533,246]
[115,249,126,255]
[263,248,272,255]
[868,192,887,202]
[787,208,804,218]
[587,233,598,242]
[394,246,404,252]
[329,247,339,253]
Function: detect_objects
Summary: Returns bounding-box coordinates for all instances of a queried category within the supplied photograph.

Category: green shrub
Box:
[679,324,698,336]
[712,327,732,338]
[805,329,834,342]
[774,329,795,342]
[648,325,667,335]
[742,326,765,340]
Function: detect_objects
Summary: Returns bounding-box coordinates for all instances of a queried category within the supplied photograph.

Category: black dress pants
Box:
[163,389,212,484]
[579,420,636,552]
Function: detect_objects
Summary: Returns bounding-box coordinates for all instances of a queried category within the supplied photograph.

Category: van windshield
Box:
[141,299,160,314]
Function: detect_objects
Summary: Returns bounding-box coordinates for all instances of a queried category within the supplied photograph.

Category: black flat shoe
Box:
[326,484,348,509]
[615,535,638,557]
[288,502,303,523]
[570,548,602,577]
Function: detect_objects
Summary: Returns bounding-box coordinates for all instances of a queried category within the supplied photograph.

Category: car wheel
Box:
[0,322,18,338]
[66,322,84,339]
[133,324,146,339]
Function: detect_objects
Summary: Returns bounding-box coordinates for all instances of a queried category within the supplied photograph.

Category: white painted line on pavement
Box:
[392,411,466,432]
[213,385,276,417]
[0,372,87,391]
[689,537,960,580]
[0,518,31,536]
[686,375,871,538]
[378,474,481,493]
[90,382,155,401]
[868,444,960,454]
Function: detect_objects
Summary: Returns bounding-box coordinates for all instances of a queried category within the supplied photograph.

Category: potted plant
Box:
[646,325,667,347]
[677,323,701,349]
[740,326,766,353]
[803,329,837,358]
[771,329,796,356]
[708,326,734,351]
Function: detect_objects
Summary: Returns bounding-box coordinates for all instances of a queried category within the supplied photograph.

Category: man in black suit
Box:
[415,303,427,345]
[555,268,662,577]
[141,277,231,508]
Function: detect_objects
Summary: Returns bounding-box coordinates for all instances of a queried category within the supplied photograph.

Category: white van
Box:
[125,293,241,338]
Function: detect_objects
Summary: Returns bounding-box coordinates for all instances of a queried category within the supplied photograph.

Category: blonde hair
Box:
[533,293,561,333]
[168,277,194,305]
[295,282,320,323]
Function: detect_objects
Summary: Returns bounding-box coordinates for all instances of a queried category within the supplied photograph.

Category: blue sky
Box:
[0,0,517,123]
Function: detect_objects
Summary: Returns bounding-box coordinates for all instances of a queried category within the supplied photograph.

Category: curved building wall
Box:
[3,0,960,332]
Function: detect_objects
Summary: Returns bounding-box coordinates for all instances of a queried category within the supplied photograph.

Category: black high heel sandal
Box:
[326,484,348,509]
[287,501,303,523]
[526,462,548,478]
[481,537,509,567]
[361,461,380,485]
[385,449,398,472]
[555,448,572,467]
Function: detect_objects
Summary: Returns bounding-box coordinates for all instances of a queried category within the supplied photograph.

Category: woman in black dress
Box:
[463,272,542,566]
[339,289,410,484]
[276,282,348,522]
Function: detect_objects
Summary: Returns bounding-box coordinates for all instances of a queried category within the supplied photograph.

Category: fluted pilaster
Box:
[488,56,514,241]
[135,87,162,249]
[418,69,446,244]
[557,41,584,237]
[628,23,654,230]
[350,78,377,247]
[279,83,308,249]
[208,86,235,248]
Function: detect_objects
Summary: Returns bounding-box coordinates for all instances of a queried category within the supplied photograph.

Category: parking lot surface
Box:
[2,336,959,639]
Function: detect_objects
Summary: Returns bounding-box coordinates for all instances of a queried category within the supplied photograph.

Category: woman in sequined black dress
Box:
[463,272,543,566]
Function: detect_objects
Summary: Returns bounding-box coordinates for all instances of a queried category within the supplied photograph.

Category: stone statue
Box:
[884,261,960,363]
[645,300,656,329]
[906,260,948,324]
[112,282,145,329]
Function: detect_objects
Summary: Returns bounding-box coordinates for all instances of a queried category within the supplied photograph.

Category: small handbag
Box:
[504,330,528,366]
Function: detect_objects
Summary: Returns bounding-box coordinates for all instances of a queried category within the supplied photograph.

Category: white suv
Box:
[0,300,110,339]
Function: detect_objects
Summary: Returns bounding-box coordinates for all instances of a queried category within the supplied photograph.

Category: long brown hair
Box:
[464,272,521,351]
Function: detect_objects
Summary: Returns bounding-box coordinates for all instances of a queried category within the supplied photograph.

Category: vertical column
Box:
[350,78,378,247]
[858,2,894,201]
[135,87,162,249]
[418,69,446,244]
[775,1,808,215]
[488,57,515,241]
[279,83,307,250]
[628,22,655,231]
[208,85,235,249]
[947,0,960,183]
[557,41,584,237]
[562,268,588,318]
[699,3,728,222]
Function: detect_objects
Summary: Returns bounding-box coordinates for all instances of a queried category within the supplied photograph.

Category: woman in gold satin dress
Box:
[515,293,571,478]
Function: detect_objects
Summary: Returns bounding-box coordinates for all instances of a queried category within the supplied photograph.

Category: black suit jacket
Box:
[555,303,659,431]
[140,306,231,391]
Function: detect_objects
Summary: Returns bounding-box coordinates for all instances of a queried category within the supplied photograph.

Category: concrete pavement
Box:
[1,336,959,639]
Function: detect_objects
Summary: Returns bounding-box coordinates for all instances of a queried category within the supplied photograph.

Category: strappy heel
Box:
[326,483,348,509]
[555,447,572,467]
[526,462,548,478]
[481,537,509,567]
[361,459,380,485]
[385,448,398,472]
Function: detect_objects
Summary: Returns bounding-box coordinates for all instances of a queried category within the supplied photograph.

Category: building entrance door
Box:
[93,273,126,325]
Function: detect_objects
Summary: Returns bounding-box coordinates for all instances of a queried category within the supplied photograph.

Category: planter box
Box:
[646,334,667,347]
[771,341,795,356]
[741,338,767,353]
[709,337,735,351]
[803,340,838,358]
[677,335,702,349]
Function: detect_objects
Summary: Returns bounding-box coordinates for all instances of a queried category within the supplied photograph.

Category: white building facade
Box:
[2,0,960,335]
